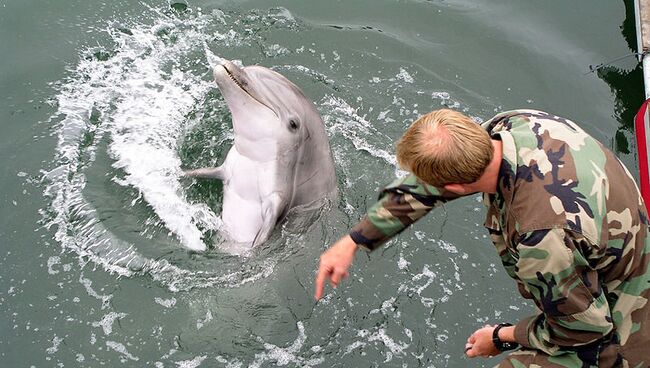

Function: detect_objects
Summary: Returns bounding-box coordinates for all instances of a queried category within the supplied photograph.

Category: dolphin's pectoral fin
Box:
[183,165,226,180]
[252,193,285,247]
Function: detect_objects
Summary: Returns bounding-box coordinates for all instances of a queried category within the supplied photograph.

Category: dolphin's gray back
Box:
[288,110,337,209]
[254,69,337,211]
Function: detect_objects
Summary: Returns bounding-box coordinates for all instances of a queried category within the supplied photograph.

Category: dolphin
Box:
[185,60,337,247]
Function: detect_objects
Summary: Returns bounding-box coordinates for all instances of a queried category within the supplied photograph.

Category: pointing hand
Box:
[314,235,358,300]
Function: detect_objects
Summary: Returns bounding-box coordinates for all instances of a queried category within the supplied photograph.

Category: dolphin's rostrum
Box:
[185,60,337,247]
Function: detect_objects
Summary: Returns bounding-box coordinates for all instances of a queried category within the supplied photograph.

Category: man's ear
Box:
[443,183,467,195]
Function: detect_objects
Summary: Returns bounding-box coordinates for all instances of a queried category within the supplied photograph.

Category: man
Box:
[314,109,650,367]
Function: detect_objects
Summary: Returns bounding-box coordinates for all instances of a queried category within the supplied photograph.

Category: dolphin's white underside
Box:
[220,146,279,243]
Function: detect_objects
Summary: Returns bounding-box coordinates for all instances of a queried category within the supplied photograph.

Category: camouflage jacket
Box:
[350,110,650,366]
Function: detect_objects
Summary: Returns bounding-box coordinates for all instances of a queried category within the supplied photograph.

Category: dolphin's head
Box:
[213,60,337,208]
[213,60,321,162]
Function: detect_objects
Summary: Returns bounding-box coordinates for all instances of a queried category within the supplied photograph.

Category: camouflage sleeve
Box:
[349,174,463,251]
[512,228,613,354]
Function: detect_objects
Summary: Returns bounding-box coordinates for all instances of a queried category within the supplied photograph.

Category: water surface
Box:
[0,0,640,366]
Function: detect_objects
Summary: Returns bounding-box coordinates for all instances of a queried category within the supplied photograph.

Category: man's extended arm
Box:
[349,174,461,250]
[315,174,463,299]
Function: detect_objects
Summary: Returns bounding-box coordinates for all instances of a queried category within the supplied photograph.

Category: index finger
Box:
[314,266,330,300]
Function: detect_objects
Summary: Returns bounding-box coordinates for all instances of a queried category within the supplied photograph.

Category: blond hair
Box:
[396,109,493,187]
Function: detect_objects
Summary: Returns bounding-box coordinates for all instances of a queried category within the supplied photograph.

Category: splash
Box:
[45,10,220,256]
[41,7,283,289]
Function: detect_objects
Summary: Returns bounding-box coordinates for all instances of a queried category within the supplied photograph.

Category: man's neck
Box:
[479,139,503,194]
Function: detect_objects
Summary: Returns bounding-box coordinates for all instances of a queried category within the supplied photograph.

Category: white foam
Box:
[215,356,244,368]
[354,328,409,362]
[46,335,63,354]
[246,322,324,367]
[79,275,113,310]
[395,68,414,83]
[47,256,61,275]
[154,297,177,308]
[175,355,207,368]
[436,239,459,254]
[106,340,140,361]
[92,312,128,335]
[411,264,437,296]
[397,253,410,270]
[377,109,393,123]
[431,90,461,109]
[322,96,402,176]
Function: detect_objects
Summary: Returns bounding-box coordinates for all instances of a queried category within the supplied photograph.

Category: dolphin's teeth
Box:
[224,66,245,90]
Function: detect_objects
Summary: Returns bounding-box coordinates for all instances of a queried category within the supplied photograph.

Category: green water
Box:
[0,0,642,367]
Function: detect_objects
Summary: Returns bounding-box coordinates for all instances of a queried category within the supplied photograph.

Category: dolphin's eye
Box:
[289,120,299,131]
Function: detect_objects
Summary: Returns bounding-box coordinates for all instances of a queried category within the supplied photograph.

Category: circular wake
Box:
[41,7,285,290]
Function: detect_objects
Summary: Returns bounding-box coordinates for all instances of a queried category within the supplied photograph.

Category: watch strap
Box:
[492,323,519,352]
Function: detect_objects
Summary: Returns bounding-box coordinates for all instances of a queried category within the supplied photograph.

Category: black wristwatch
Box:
[492,323,519,352]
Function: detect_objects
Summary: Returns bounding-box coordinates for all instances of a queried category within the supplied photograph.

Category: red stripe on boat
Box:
[635,98,650,208]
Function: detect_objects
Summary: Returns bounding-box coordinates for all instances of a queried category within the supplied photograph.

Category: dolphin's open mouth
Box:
[219,63,279,118]
[222,64,245,90]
